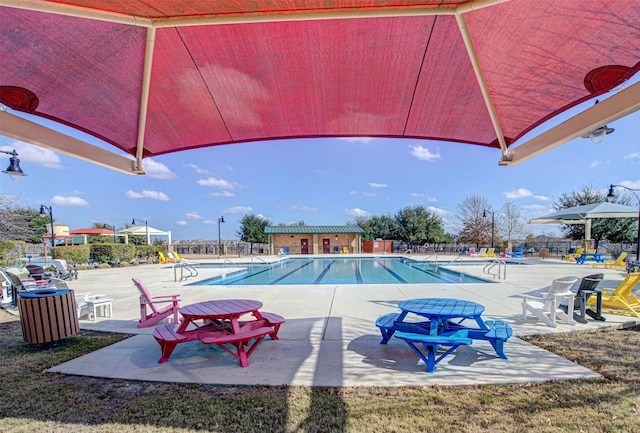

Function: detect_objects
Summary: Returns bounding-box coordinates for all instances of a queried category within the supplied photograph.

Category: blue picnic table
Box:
[375,298,512,372]
[575,253,605,265]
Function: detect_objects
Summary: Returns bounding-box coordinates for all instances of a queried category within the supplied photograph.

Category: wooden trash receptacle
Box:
[18,289,79,344]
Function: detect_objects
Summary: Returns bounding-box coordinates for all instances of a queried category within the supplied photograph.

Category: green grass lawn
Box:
[0,309,638,433]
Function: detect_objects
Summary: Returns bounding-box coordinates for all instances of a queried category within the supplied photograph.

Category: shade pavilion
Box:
[0,1,639,174]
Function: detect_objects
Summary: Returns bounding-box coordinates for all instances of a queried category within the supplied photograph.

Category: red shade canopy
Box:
[0,1,639,174]
[69,228,115,236]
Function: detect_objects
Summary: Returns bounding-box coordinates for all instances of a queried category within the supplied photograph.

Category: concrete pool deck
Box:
[4,254,639,386]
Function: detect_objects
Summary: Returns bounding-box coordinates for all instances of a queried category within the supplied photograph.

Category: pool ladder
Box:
[420,254,439,271]
[483,260,506,279]
[173,262,199,282]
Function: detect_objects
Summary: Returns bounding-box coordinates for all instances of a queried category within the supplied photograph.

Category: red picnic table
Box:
[153,299,284,367]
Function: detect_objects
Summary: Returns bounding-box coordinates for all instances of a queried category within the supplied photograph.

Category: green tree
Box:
[394,205,445,246]
[553,184,636,247]
[455,195,493,246]
[351,214,398,241]
[237,214,270,254]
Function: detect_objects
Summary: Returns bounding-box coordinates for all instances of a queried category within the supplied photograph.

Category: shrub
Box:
[90,244,137,265]
[52,245,90,265]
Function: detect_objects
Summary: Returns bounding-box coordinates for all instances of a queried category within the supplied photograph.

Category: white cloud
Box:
[368,182,387,188]
[221,164,234,171]
[142,158,176,179]
[337,137,376,143]
[50,195,89,207]
[291,205,319,212]
[223,206,252,214]
[522,204,552,211]
[184,163,210,175]
[203,220,215,225]
[409,144,441,161]
[175,220,187,226]
[623,152,640,160]
[534,195,551,201]
[125,189,170,201]
[184,211,203,220]
[504,188,533,199]
[411,193,437,202]
[344,208,369,217]
[198,177,235,189]
[619,180,640,190]
[427,206,449,216]
[1,142,63,169]
[589,160,610,169]
[208,191,234,197]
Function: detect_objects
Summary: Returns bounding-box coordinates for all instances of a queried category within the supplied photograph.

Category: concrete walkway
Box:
[4,255,639,386]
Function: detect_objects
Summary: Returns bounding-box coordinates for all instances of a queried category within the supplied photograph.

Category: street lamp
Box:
[217,216,225,258]
[132,218,149,245]
[1,149,27,179]
[381,220,387,255]
[40,205,54,262]
[607,184,640,261]
[482,209,495,248]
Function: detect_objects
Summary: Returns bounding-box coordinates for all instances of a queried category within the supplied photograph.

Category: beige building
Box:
[265,226,365,255]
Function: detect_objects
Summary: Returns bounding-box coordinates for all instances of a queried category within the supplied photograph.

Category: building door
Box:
[322,238,330,254]
[301,239,309,254]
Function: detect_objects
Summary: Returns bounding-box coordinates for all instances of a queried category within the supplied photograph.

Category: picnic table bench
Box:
[375,298,513,372]
[394,329,472,373]
[152,299,284,367]
[575,253,605,265]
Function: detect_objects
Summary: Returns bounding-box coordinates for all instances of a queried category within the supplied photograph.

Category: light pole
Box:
[1,149,27,179]
[482,209,495,248]
[132,218,149,245]
[607,184,640,261]
[382,220,386,255]
[217,216,225,258]
[104,223,117,243]
[40,205,54,262]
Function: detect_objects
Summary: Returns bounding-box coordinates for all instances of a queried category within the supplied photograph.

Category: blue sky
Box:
[1,99,639,242]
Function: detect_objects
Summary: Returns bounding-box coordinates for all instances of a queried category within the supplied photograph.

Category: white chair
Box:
[474,247,487,257]
[49,277,108,320]
[521,276,578,327]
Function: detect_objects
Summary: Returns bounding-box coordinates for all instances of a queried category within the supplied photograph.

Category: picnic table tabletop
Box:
[397,298,488,334]
[575,253,605,264]
[177,299,264,334]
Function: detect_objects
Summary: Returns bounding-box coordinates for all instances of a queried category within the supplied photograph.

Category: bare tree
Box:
[455,195,492,246]
[499,202,528,246]
[0,196,46,243]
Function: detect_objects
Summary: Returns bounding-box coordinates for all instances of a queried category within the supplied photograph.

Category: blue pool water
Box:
[193,257,488,286]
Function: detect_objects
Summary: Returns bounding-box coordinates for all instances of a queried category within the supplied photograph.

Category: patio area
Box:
[4,255,639,386]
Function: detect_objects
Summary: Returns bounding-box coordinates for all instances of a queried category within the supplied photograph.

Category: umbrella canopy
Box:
[1,1,639,174]
[529,202,639,239]
[117,225,172,245]
[69,228,115,236]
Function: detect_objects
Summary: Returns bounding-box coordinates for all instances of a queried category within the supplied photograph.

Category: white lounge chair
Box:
[521,276,578,327]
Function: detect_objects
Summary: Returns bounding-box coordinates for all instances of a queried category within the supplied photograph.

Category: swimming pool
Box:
[193,257,488,285]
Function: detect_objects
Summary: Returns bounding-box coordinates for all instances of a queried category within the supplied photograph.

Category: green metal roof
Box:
[265,225,365,234]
